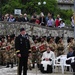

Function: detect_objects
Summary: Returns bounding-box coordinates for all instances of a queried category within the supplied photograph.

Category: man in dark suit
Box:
[15,28,30,75]
[66,46,75,75]
[71,46,75,75]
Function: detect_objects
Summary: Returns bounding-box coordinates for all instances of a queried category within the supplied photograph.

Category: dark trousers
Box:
[71,62,75,72]
[40,64,52,73]
[6,62,13,68]
[18,57,28,75]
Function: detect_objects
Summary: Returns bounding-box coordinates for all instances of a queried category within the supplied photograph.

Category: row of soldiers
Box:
[0,35,16,68]
[28,36,75,69]
[0,34,75,69]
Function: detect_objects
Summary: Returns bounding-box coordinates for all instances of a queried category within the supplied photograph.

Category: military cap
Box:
[20,28,25,32]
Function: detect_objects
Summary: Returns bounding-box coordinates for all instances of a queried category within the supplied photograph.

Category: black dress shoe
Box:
[6,66,9,68]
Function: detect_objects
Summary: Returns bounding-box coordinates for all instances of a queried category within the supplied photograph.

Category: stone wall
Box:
[0,22,74,38]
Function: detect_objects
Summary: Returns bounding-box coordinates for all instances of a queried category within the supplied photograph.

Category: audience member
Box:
[47,16,54,27]
[7,14,15,22]
[30,12,37,23]
[58,20,65,28]
[23,13,29,22]
[39,12,46,26]
[71,15,74,28]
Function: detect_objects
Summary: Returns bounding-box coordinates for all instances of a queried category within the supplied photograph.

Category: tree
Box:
[2,0,58,15]
[24,0,58,15]
[2,0,23,14]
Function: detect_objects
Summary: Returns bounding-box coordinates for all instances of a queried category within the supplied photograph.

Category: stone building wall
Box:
[0,22,74,39]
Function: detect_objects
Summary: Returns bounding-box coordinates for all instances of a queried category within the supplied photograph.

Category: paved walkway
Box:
[0,66,73,75]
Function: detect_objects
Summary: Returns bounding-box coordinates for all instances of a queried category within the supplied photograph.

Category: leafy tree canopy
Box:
[1,0,58,15]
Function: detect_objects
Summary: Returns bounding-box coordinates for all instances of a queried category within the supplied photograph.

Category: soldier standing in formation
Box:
[67,37,75,52]
[15,28,30,75]
[5,35,14,68]
[1,36,7,65]
[56,37,64,56]
[47,37,57,56]
[37,37,48,68]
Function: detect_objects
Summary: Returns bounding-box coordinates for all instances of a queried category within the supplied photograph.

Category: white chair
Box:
[53,55,72,74]
[53,56,64,74]
[63,57,72,72]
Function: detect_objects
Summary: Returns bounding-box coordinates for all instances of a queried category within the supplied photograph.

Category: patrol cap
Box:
[20,28,25,32]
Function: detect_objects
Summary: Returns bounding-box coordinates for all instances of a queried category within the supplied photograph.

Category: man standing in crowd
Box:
[15,28,30,75]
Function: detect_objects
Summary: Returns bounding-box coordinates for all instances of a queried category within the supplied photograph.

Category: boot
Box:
[6,62,9,68]
[11,63,13,68]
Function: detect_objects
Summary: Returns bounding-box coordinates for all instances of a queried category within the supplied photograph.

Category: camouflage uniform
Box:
[5,42,14,68]
[27,53,32,70]
[57,42,64,56]
[0,41,2,65]
[47,37,57,56]
[11,39,16,64]
[47,42,57,56]
[1,40,7,65]
[31,40,39,68]
[67,37,75,53]
[38,40,47,67]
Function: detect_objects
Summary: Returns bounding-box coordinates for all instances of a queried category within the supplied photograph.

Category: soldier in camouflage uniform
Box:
[57,37,64,56]
[27,53,32,70]
[31,38,39,68]
[10,35,17,65]
[0,41,2,65]
[5,35,14,68]
[47,37,57,56]
[5,46,14,68]
[38,37,48,68]
[67,37,75,54]
[1,36,7,65]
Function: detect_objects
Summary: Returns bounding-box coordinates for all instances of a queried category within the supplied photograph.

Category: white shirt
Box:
[58,23,65,28]
[41,51,55,71]
[42,51,55,61]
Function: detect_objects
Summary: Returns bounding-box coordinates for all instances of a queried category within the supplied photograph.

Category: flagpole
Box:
[74,0,75,40]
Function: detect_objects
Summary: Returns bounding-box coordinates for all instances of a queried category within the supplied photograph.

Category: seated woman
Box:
[40,46,55,73]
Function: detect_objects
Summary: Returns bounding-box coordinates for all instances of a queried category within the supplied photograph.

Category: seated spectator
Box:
[40,46,55,73]
[66,46,75,75]
[71,47,75,75]
[67,46,74,58]
[58,20,65,28]
[66,46,74,65]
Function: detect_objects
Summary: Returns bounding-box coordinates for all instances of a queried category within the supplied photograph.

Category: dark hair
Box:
[69,46,74,50]
[20,28,25,32]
